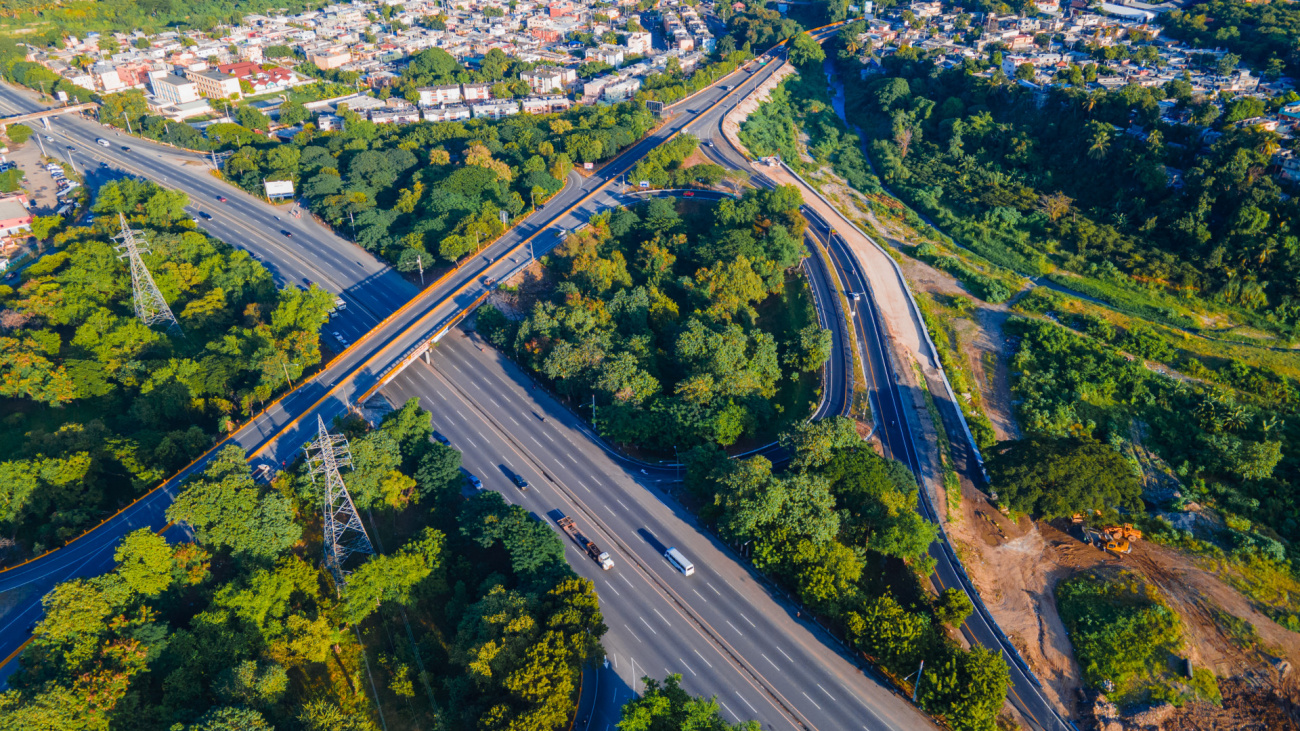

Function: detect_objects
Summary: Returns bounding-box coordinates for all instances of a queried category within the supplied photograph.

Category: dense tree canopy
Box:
[986,435,1142,519]
[0,180,332,556]
[479,191,824,450]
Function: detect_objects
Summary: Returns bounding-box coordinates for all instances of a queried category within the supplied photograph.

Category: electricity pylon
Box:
[113,212,179,331]
[306,415,373,590]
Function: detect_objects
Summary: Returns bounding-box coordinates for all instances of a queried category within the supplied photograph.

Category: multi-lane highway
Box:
[0,22,1069,731]
[0,29,859,691]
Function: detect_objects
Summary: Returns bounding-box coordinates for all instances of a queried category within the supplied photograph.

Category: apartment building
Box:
[150,73,200,105]
[186,68,243,99]
[520,65,574,94]
[462,81,492,101]
[417,83,462,105]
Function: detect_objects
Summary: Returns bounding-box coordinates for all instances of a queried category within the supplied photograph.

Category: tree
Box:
[278,100,310,127]
[789,33,825,67]
[985,436,1141,519]
[618,674,760,731]
[934,588,974,628]
[113,529,174,597]
[6,123,32,145]
[166,446,302,561]
[338,528,444,625]
[783,417,860,471]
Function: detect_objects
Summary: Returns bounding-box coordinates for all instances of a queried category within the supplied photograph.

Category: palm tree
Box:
[1088,129,1110,160]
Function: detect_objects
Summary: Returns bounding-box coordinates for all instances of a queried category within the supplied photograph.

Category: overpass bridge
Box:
[0,101,98,131]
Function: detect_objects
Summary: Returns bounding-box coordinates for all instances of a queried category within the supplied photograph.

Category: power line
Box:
[306,414,373,591]
[112,212,180,332]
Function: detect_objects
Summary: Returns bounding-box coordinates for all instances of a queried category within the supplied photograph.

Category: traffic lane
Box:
[45,116,412,303]
[47,124,408,317]
[428,334,933,731]
[801,236,846,421]
[48,122,417,315]
[826,236,1065,730]
[381,366,798,731]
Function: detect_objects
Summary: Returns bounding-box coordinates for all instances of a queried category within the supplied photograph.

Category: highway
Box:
[381,327,930,731]
[0,22,1066,731]
[0,28,861,698]
[0,83,418,345]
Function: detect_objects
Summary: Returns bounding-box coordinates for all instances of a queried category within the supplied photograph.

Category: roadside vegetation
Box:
[1057,570,1220,708]
[688,417,1008,730]
[478,191,826,451]
[0,401,606,731]
[0,179,335,559]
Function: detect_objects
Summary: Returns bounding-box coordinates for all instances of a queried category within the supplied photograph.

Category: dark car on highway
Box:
[120,146,131,152]
[433,432,450,446]
[217,196,227,202]
[510,472,529,490]
[281,230,292,237]
[198,211,212,219]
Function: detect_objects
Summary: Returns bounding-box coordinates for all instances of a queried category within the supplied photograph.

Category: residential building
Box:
[462,81,493,101]
[0,196,32,237]
[150,73,199,105]
[521,95,572,114]
[186,68,243,99]
[520,65,574,94]
[625,31,652,55]
[471,99,519,118]
[308,47,351,69]
[417,83,462,105]
[424,104,472,122]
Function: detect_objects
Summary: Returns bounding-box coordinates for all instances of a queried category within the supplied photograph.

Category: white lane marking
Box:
[637,616,658,635]
[567,452,579,463]
[604,579,621,597]
[692,649,713,668]
[531,436,542,447]
[455,409,466,419]
[579,481,592,493]
[802,692,822,711]
[509,416,521,425]
[719,701,740,723]
[544,432,555,442]
[619,573,636,589]
[622,624,642,643]
[761,653,780,671]
[504,457,514,467]
[653,608,670,624]
[476,430,488,442]
[706,582,722,596]
[604,505,617,516]
[725,620,744,636]
[736,693,757,714]
[616,499,630,511]
[501,393,512,403]
[452,364,464,373]
[777,647,794,663]
[692,589,708,603]
[817,683,836,701]
[465,438,478,449]
[474,382,483,390]
[490,397,501,408]
[740,613,757,628]
[677,658,697,677]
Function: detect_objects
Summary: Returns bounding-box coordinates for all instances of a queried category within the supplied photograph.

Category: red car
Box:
[217,196,228,203]
[684,191,694,197]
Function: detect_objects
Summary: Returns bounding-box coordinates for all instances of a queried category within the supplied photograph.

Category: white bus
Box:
[664,547,694,576]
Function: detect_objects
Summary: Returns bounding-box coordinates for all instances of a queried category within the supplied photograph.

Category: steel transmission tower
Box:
[113,212,180,331]
[307,415,373,589]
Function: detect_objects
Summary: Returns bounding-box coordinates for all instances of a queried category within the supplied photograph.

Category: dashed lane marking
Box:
[622,625,642,644]
[740,613,757,628]
[677,658,697,677]
[693,649,713,669]
[736,693,757,714]
[777,647,794,663]
[692,589,708,603]
[818,684,836,701]
[801,692,822,711]
[706,582,722,596]
[604,579,621,597]
[637,616,658,636]
[725,620,744,636]
[761,653,780,671]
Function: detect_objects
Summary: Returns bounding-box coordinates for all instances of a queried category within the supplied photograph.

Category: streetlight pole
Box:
[417,254,424,286]
[280,356,296,387]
